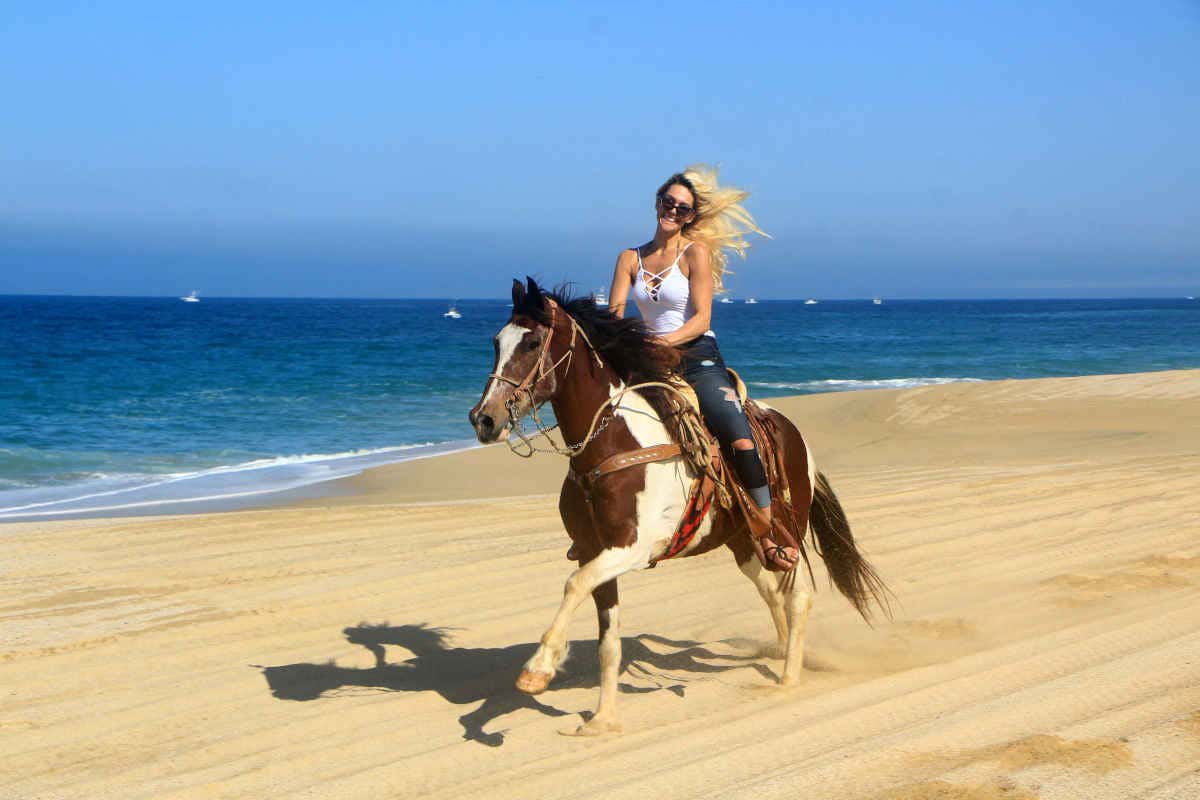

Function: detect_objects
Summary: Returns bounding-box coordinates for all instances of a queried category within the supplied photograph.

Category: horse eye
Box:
[526,338,541,351]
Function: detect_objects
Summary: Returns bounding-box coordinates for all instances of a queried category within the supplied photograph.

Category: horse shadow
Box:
[258,623,774,747]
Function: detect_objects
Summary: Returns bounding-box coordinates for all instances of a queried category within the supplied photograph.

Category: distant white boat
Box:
[1187,296,1196,301]
[719,297,734,304]
[873,297,883,305]
[745,297,758,305]
[180,291,200,303]
[804,299,818,305]
[594,288,609,307]
[443,304,462,319]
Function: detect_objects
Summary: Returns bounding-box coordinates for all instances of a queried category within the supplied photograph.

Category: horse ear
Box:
[511,279,525,308]
[525,276,545,310]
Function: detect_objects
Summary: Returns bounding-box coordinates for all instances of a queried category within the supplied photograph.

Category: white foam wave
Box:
[0,441,479,521]
[750,377,984,393]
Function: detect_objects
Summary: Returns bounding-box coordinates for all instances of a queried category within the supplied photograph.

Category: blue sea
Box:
[2,295,1198,521]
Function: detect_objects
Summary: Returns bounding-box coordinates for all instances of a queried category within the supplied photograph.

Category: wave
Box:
[750,377,985,393]
[0,441,480,522]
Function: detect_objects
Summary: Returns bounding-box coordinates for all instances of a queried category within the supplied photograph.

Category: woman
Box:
[606,165,798,571]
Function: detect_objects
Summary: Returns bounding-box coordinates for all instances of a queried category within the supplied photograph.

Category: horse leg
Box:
[780,585,813,685]
[736,554,790,659]
[561,578,623,736]
[517,548,638,695]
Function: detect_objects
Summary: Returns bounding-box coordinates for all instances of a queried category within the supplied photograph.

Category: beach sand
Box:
[3,370,1198,799]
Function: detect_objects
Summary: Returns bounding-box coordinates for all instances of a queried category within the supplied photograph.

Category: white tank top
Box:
[630,243,715,338]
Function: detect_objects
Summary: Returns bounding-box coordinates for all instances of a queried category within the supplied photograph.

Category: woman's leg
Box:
[683,357,798,570]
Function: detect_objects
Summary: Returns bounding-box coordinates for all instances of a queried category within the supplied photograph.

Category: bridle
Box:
[488,299,607,457]
[487,296,722,502]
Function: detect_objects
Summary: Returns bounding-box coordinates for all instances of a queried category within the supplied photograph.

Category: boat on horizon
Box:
[745,297,758,305]
[873,297,883,305]
[594,288,608,307]
[804,299,818,305]
[443,303,462,319]
[719,297,734,304]
[180,291,200,303]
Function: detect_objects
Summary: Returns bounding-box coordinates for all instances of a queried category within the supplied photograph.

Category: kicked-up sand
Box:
[2,370,1199,799]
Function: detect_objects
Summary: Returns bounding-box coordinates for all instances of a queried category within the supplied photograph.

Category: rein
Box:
[492,301,719,495]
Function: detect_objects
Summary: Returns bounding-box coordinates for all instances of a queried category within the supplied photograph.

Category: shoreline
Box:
[4,367,1198,524]
[0,440,483,524]
[293,367,1200,511]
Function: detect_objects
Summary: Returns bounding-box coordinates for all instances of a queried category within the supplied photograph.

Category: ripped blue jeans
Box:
[678,335,771,507]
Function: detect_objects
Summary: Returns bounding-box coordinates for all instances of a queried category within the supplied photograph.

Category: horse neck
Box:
[547,336,621,451]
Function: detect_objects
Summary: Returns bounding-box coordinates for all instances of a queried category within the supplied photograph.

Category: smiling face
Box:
[656,182,697,234]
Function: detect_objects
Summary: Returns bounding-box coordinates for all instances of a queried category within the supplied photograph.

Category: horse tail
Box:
[810,471,892,622]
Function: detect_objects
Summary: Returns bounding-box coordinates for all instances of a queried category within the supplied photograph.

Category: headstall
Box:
[488,299,606,457]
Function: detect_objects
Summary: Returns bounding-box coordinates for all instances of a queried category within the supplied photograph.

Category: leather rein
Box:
[489,299,687,481]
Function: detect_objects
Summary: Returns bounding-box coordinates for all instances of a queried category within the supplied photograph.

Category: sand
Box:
[2,369,1198,800]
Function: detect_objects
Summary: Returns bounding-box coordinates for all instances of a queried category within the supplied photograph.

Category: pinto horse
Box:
[469,278,888,735]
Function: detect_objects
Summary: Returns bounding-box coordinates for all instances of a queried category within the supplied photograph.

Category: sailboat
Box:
[180,291,200,303]
[443,302,462,319]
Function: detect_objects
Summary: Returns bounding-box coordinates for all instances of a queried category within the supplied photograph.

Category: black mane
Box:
[512,283,680,387]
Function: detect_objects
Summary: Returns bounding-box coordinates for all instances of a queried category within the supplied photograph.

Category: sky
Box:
[1,1,1198,299]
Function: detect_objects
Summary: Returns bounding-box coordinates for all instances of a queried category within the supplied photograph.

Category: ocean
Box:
[2,295,1197,521]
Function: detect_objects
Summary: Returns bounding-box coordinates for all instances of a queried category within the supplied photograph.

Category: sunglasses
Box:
[657,194,695,217]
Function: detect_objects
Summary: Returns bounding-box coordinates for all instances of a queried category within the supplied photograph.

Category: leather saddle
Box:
[655,370,808,572]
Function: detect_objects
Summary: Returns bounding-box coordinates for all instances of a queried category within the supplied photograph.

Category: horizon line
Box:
[2,292,1197,303]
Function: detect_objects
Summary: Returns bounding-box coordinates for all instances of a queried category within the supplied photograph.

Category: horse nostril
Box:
[477,413,495,434]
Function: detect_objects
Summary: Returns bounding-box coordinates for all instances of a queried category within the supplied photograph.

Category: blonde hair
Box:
[658,163,768,293]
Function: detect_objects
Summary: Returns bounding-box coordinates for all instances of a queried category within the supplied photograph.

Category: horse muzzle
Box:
[468,408,511,444]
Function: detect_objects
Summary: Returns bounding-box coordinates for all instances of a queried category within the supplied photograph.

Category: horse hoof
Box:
[516,669,552,695]
[778,673,800,687]
[559,717,622,737]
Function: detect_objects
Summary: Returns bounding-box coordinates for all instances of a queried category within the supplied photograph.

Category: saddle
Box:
[662,371,808,572]
[574,369,809,573]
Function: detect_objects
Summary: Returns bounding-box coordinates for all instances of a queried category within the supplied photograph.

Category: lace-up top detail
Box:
[630,243,714,338]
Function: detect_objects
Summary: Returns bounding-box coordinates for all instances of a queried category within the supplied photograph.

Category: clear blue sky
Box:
[2,1,1197,298]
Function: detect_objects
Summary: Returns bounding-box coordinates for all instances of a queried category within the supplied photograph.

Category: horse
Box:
[468,277,889,736]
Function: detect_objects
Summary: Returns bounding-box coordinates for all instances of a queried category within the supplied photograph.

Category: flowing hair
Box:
[657,164,768,293]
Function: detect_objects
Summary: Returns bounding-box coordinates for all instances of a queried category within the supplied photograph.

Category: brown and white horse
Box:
[469,278,888,735]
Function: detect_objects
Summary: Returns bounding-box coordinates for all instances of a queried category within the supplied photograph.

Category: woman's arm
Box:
[607,249,637,319]
[658,243,713,346]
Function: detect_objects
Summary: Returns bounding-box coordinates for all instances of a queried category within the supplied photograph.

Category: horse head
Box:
[468,277,570,444]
